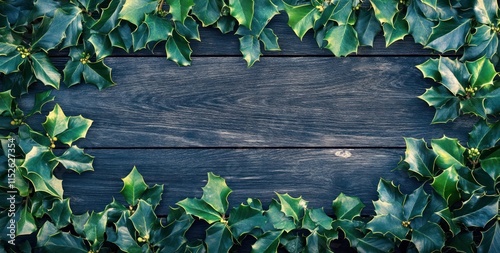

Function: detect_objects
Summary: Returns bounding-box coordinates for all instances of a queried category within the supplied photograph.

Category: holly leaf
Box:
[43,104,70,138]
[332,193,365,220]
[30,52,61,89]
[177,198,222,224]
[370,0,398,27]
[277,193,307,223]
[305,231,332,253]
[174,17,200,41]
[252,231,282,253]
[31,7,82,51]
[478,222,500,253]
[239,35,261,67]
[82,60,115,90]
[166,0,193,24]
[355,9,382,47]
[17,204,37,236]
[57,115,93,146]
[41,232,88,252]
[468,119,500,150]
[354,233,394,253]
[131,23,148,51]
[264,199,296,232]
[140,184,164,209]
[431,166,460,205]
[403,185,429,220]
[260,28,280,51]
[56,146,94,174]
[411,222,445,253]
[109,23,133,52]
[438,57,468,96]
[83,211,107,244]
[465,56,497,88]
[452,194,498,228]
[405,0,434,45]
[473,0,498,25]
[426,18,471,53]
[0,47,23,75]
[26,90,55,117]
[462,25,499,61]
[366,213,408,239]
[480,149,500,181]
[418,85,456,109]
[144,14,173,44]
[47,199,72,229]
[109,213,142,253]
[404,138,437,178]
[332,0,354,26]
[205,223,233,253]
[120,166,148,206]
[201,172,232,215]
[324,24,359,57]
[431,136,466,169]
[229,0,254,29]
[235,0,279,37]
[382,11,408,47]
[192,0,223,26]
[129,200,157,237]
[88,32,113,60]
[0,90,14,116]
[284,3,320,40]
[416,57,440,82]
[119,0,157,26]
[26,171,63,198]
[92,0,124,34]
[228,204,266,238]
[165,31,192,66]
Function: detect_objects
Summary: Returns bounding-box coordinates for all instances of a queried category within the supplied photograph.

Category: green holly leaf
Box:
[473,0,498,25]
[192,0,223,26]
[264,199,296,232]
[416,58,440,82]
[304,208,333,231]
[109,23,133,52]
[43,104,69,138]
[355,9,382,47]
[239,35,261,67]
[140,184,164,209]
[431,136,466,169]
[251,231,282,253]
[26,172,63,198]
[174,17,200,41]
[165,31,192,66]
[452,194,498,228]
[383,11,408,47]
[481,149,500,181]
[83,211,107,244]
[144,14,173,44]
[305,231,332,253]
[47,199,72,229]
[465,56,497,88]
[236,0,279,37]
[166,0,193,24]
[377,179,405,205]
[0,42,17,55]
[438,57,469,96]
[63,60,84,87]
[468,119,500,150]
[130,200,157,237]
[17,204,37,236]
[57,115,93,146]
[478,222,500,253]
[260,28,280,51]
[411,222,445,253]
[366,213,408,239]
[426,18,471,53]
[228,204,266,238]
[331,0,355,26]
[354,232,394,253]
[41,232,88,252]
[110,213,142,253]
[26,90,55,117]
[82,60,115,90]
[332,193,364,220]
[131,23,148,51]
[118,0,157,26]
[56,146,94,174]
[277,193,307,223]
[324,24,359,57]
[418,85,455,109]
[370,0,398,27]
[284,3,320,40]
[0,90,14,116]
[153,207,192,251]
[120,166,148,206]
[205,222,233,253]
[431,166,460,205]
[229,0,254,29]
[92,0,124,34]
[201,172,232,215]
[177,198,222,223]
[31,7,82,51]
[462,25,499,61]
[460,96,487,119]
[405,0,433,45]
[403,185,429,220]
[0,46,23,75]
[404,138,437,178]
[88,32,113,60]
[30,52,61,89]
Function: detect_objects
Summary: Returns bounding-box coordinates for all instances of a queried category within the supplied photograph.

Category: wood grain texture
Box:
[28,56,474,148]
[61,148,422,216]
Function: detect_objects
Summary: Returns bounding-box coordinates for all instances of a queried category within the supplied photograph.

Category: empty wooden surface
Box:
[23,15,471,217]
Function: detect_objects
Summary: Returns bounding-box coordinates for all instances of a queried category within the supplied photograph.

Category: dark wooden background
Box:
[31,14,475,216]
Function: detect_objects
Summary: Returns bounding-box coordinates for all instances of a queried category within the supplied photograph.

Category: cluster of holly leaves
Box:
[0,0,499,252]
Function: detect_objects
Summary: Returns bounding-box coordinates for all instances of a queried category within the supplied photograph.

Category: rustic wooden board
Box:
[61,148,422,216]
[28,56,474,148]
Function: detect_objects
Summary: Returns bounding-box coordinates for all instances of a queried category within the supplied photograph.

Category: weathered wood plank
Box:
[61,148,422,216]
[28,56,474,148]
